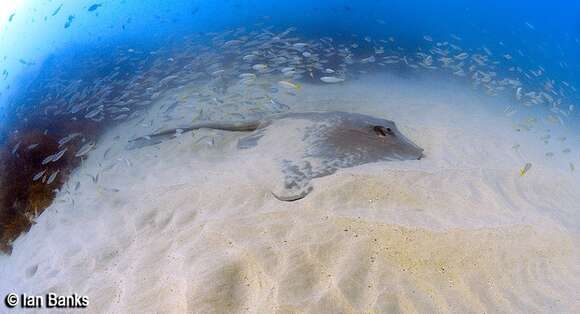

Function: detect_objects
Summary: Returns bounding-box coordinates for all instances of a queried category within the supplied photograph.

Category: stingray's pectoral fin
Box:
[270,160,316,202]
[271,185,313,202]
[270,176,314,202]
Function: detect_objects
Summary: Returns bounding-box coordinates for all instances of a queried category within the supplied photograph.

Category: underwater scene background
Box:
[0,1,579,313]
[3,0,580,109]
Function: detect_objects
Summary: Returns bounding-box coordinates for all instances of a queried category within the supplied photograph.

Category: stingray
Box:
[128,111,424,201]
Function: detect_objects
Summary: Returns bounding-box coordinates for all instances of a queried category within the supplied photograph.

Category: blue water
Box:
[1,0,580,111]
[0,0,579,138]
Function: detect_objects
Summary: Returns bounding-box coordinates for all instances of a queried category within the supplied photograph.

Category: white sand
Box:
[1,73,579,313]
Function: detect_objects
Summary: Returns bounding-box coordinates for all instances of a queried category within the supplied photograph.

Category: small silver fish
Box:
[51,148,68,163]
[103,147,112,159]
[113,114,129,121]
[85,106,103,119]
[239,73,256,79]
[11,141,22,155]
[99,186,120,193]
[455,52,469,60]
[252,64,267,71]
[58,133,82,146]
[41,155,54,165]
[86,173,99,183]
[33,169,47,181]
[75,142,95,157]
[320,76,345,83]
[46,170,60,185]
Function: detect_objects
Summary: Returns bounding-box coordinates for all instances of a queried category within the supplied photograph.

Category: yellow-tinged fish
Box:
[520,162,532,176]
[277,80,301,90]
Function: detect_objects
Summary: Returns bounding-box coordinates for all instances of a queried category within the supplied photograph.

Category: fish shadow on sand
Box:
[128,111,424,201]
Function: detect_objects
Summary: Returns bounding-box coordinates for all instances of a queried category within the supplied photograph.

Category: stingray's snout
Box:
[405,145,424,160]
[412,146,425,160]
[398,133,424,160]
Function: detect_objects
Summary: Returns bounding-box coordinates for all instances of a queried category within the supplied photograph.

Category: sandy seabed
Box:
[1,73,579,313]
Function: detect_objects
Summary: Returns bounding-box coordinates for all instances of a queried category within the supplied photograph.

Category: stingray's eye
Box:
[373,126,393,137]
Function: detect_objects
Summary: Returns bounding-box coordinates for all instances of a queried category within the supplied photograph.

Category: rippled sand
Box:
[1,73,579,313]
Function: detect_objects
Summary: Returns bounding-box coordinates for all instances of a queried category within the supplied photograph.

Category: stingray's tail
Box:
[126,120,261,150]
[148,121,261,138]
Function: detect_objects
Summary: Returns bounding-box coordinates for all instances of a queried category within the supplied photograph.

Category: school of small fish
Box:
[2,23,579,188]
